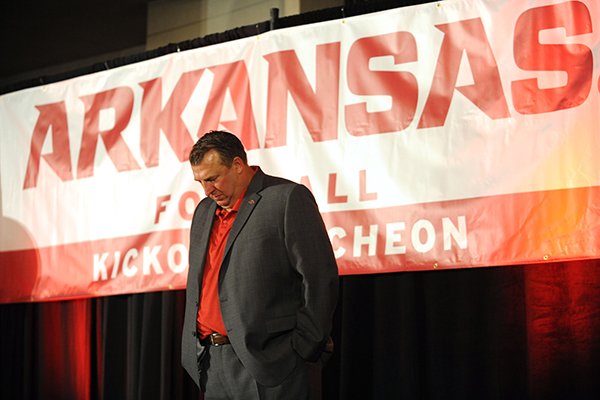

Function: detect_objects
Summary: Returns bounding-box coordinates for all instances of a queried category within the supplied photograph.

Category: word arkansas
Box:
[23,1,597,189]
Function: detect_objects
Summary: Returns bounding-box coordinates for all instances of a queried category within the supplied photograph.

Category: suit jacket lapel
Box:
[190,201,217,287]
[218,169,265,284]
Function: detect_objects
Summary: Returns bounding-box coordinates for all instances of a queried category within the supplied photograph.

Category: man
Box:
[181,130,339,399]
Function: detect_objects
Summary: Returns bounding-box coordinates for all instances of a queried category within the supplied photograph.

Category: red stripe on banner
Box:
[329,186,600,274]
[0,229,190,303]
[2,186,600,303]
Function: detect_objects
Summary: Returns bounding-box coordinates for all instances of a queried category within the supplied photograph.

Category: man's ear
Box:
[231,156,244,172]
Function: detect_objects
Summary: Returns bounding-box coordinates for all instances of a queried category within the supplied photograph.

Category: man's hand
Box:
[324,336,334,353]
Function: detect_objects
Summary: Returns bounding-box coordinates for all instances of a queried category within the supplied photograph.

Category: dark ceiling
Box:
[0,0,152,87]
[0,0,428,92]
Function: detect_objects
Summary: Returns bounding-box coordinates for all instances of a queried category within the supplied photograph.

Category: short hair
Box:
[189,130,247,166]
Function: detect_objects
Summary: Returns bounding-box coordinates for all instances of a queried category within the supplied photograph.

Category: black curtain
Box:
[2,260,600,399]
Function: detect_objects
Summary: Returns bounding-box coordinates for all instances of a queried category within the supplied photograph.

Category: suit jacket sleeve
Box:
[284,184,339,362]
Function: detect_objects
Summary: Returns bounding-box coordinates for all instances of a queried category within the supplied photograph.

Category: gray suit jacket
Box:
[181,168,339,387]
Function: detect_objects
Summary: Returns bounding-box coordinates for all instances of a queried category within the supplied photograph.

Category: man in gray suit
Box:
[181,130,339,399]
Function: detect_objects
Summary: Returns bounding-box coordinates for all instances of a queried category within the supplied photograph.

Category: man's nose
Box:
[202,181,215,196]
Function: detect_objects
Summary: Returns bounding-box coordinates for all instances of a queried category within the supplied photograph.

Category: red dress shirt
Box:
[196,190,247,338]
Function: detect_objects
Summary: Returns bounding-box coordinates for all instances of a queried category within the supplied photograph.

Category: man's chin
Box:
[214,198,230,208]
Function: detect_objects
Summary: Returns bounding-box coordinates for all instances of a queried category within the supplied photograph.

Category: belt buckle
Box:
[210,332,221,347]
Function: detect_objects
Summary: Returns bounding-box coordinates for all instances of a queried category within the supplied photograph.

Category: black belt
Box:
[199,332,231,346]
